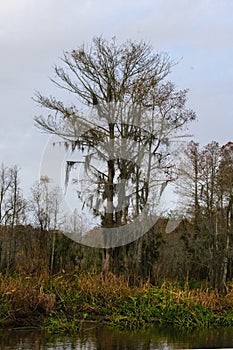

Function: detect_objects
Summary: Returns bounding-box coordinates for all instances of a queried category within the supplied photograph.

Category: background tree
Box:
[0,164,27,270]
[8,165,27,228]
[30,176,62,273]
[34,37,196,275]
[175,141,202,223]
[217,142,233,291]
[0,163,12,226]
[30,176,61,231]
[176,141,233,291]
[0,164,26,227]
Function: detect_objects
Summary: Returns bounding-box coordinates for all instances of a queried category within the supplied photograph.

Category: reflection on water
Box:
[0,323,233,349]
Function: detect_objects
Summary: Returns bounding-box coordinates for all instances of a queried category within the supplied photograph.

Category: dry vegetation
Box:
[1,272,233,332]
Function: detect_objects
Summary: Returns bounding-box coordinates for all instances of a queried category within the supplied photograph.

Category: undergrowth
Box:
[1,272,233,333]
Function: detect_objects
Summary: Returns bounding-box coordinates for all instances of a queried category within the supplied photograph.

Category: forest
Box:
[0,139,233,291]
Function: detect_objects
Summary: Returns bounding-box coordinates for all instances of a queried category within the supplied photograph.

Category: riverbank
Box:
[1,273,233,332]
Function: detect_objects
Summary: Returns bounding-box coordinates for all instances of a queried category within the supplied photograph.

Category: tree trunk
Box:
[103,123,115,277]
[219,197,232,293]
[102,247,111,278]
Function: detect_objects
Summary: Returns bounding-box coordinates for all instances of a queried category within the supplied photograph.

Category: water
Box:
[0,323,233,349]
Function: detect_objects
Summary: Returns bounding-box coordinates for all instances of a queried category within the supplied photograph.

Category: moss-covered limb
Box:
[1,273,233,332]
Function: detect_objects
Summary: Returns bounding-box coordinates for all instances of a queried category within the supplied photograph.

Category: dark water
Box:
[0,324,233,349]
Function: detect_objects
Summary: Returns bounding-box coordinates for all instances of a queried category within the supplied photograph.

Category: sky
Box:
[0,0,233,195]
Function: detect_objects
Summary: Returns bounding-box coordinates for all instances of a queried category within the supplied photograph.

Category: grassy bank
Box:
[1,273,233,333]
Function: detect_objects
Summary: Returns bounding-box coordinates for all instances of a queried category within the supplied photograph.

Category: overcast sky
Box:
[0,0,233,194]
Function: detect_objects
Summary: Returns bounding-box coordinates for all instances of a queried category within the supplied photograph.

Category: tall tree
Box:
[30,176,61,273]
[0,164,27,270]
[176,141,233,290]
[175,141,201,222]
[217,142,233,291]
[34,37,196,275]
[0,163,12,226]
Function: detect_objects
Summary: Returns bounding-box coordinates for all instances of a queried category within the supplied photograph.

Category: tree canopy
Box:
[34,37,196,259]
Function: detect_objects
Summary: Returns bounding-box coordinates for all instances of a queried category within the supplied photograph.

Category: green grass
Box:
[1,272,233,333]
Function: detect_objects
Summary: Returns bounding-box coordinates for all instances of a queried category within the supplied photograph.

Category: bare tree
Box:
[30,176,61,231]
[0,164,27,227]
[34,37,196,275]
[30,176,62,273]
[0,163,12,226]
[8,166,27,227]
[0,164,27,270]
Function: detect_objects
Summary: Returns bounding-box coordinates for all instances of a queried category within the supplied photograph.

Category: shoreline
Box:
[1,273,233,333]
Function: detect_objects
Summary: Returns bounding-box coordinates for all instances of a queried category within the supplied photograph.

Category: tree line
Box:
[175,140,233,292]
[0,138,232,293]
